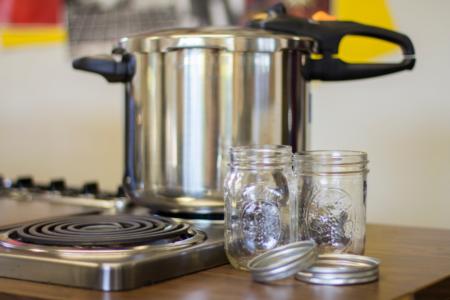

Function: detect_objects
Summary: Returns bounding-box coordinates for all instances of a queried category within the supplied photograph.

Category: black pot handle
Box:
[72,52,135,83]
[72,50,138,200]
[248,3,416,81]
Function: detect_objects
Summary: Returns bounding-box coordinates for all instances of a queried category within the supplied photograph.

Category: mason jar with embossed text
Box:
[224,145,297,270]
[294,151,368,254]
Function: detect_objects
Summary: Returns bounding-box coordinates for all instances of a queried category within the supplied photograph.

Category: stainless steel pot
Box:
[73,4,415,215]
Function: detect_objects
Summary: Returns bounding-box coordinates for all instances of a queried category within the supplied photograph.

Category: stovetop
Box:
[0,176,227,291]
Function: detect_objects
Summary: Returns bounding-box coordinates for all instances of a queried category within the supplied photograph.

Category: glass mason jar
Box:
[294,151,368,254]
[224,145,297,270]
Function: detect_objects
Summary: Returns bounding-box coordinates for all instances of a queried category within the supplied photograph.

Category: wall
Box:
[0,0,449,228]
[0,46,123,190]
[311,0,450,229]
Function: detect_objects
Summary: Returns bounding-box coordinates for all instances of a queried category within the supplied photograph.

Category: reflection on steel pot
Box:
[72,3,415,215]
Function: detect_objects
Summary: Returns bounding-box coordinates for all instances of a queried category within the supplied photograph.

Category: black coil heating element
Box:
[9,215,192,247]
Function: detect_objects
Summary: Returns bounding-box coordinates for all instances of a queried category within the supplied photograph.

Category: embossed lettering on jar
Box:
[224,145,297,270]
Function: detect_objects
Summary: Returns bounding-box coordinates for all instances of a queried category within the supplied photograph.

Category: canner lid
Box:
[119,27,316,53]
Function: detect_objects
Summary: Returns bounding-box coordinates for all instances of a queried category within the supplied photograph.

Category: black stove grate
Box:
[8,215,193,247]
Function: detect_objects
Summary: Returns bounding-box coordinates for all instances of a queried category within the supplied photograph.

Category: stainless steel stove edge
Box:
[0,238,227,291]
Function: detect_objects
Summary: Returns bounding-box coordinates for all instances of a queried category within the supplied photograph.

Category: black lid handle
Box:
[249,3,416,81]
[302,20,415,81]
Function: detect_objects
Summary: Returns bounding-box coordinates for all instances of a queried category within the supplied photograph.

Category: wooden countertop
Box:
[0,224,449,300]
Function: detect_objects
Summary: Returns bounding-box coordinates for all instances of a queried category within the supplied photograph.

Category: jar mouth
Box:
[294,150,368,167]
[230,144,292,166]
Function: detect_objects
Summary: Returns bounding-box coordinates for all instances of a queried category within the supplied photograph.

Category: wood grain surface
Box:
[0,224,449,300]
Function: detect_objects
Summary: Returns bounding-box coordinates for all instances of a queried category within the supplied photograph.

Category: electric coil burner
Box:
[9,215,199,247]
[0,214,226,291]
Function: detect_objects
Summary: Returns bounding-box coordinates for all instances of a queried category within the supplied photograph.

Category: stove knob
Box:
[116,186,125,197]
[49,179,66,192]
[16,176,34,188]
[82,182,99,195]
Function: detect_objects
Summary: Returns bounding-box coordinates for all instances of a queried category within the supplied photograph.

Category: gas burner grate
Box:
[8,215,193,247]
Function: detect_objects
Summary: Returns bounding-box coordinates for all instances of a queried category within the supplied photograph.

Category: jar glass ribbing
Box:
[294,151,368,254]
[224,145,297,270]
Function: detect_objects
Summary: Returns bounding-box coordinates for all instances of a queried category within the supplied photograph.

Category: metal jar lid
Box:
[295,253,380,285]
[119,27,316,53]
[248,240,318,283]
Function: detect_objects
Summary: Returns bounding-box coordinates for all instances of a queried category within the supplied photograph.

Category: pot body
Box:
[73,21,415,214]
[122,28,314,213]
